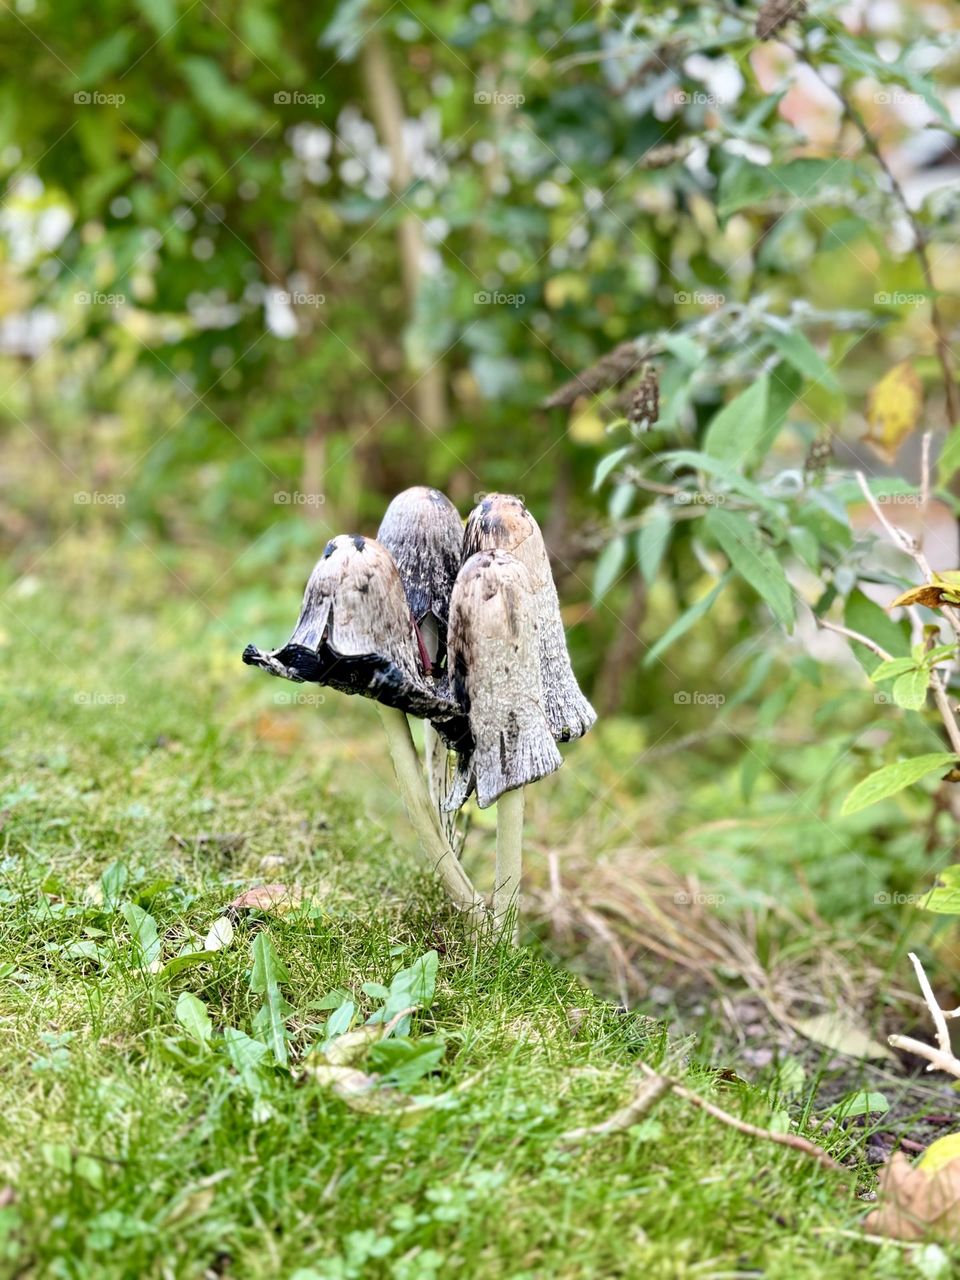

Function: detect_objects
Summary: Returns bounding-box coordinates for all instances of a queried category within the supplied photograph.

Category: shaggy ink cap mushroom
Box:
[444,549,562,811]
[462,493,597,742]
[376,486,463,671]
[242,534,468,736]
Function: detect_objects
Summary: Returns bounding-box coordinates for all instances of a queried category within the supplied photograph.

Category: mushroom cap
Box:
[444,549,562,810]
[377,487,463,666]
[242,534,469,743]
[462,494,597,742]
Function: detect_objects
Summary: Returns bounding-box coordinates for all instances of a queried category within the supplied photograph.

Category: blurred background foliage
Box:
[3,0,960,988]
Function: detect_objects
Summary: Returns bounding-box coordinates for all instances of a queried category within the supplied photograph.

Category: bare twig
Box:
[817,618,893,663]
[888,951,960,1078]
[908,950,951,1056]
[560,1073,672,1141]
[562,1061,844,1172]
[637,1065,845,1172]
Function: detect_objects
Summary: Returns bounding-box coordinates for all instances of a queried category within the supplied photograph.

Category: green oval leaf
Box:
[840,753,956,817]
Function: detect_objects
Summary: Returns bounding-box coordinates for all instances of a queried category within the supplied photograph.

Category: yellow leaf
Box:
[568,397,606,444]
[920,1134,960,1175]
[889,576,960,611]
[863,362,923,462]
[544,273,590,309]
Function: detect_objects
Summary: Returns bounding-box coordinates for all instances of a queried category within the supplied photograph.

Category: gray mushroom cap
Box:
[444,550,562,810]
[462,494,597,742]
[376,486,463,668]
[242,534,469,743]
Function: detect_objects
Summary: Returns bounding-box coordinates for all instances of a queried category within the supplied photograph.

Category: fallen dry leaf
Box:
[203,917,235,952]
[793,1012,892,1061]
[864,1150,960,1242]
[227,884,304,917]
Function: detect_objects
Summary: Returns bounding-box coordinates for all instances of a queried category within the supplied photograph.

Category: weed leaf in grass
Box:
[100,861,129,910]
[120,902,162,973]
[223,1026,272,1096]
[839,753,956,816]
[250,932,291,1067]
[368,951,438,1030]
[825,1090,889,1120]
[175,992,212,1045]
[367,1037,446,1087]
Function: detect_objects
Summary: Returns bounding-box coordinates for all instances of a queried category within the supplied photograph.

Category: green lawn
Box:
[0,538,944,1278]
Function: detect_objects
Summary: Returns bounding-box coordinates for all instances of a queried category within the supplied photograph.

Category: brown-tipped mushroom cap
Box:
[462,494,597,742]
[242,534,469,742]
[376,486,463,667]
[444,550,562,810]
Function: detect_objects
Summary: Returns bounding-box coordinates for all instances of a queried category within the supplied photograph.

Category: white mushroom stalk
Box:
[445,550,562,939]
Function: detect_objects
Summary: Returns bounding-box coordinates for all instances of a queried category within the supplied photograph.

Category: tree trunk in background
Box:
[593,573,648,716]
[361,31,448,433]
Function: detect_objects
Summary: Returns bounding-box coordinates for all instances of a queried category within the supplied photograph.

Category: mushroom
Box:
[462,494,597,742]
[444,549,562,937]
[378,487,465,841]
[377,486,463,672]
[243,534,481,916]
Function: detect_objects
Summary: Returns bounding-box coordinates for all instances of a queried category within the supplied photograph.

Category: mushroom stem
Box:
[376,706,486,921]
[494,787,524,943]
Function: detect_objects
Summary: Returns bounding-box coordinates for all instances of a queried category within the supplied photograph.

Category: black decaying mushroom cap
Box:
[242,535,469,743]
[376,486,463,668]
[444,550,562,810]
[462,494,597,743]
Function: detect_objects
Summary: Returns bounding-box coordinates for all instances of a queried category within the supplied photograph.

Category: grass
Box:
[0,536,952,1277]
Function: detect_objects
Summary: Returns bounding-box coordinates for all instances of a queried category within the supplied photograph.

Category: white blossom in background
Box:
[265,286,298,339]
[0,308,61,357]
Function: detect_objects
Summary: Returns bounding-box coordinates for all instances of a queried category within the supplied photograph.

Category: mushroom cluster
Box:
[243,488,596,937]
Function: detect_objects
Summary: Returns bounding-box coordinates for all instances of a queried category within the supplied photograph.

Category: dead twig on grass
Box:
[561,1061,844,1173]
